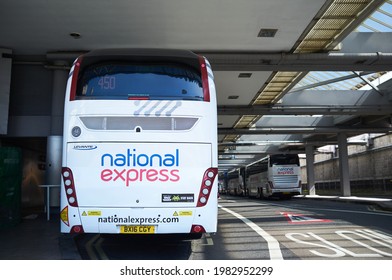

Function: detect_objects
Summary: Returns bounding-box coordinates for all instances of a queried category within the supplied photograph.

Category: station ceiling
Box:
[1,0,391,172]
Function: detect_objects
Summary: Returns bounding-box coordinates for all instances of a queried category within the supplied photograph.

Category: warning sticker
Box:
[88,211,102,216]
[179,211,193,216]
[172,211,193,217]
[82,210,102,216]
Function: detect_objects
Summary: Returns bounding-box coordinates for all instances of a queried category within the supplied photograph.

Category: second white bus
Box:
[247,154,301,198]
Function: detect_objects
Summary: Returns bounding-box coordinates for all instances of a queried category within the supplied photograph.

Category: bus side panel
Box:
[248,173,263,197]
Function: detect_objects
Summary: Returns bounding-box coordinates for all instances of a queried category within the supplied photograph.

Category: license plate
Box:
[120,225,155,234]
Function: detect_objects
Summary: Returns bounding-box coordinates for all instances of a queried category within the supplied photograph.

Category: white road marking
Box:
[85,234,108,260]
[219,205,283,260]
[286,229,392,258]
[85,234,100,260]
[95,236,108,260]
[203,233,214,246]
[265,201,392,217]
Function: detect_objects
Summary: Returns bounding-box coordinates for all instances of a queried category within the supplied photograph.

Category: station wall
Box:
[7,64,54,137]
[301,134,392,196]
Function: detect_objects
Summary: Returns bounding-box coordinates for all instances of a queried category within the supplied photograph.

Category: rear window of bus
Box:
[76,63,204,101]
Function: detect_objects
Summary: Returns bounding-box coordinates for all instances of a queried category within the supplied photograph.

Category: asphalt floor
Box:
[0,195,391,260]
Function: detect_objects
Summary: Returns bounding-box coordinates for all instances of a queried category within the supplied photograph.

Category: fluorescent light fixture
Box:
[238,73,252,78]
[258,28,278,38]
[69,32,81,39]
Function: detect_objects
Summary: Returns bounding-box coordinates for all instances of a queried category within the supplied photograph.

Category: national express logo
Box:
[100,148,180,187]
[276,167,295,175]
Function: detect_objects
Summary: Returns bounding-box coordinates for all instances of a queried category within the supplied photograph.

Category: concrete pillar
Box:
[46,135,63,206]
[305,145,316,195]
[338,132,351,196]
[0,48,12,135]
[50,62,68,135]
[46,62,68,207]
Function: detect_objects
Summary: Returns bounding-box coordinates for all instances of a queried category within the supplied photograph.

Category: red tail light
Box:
[197,168,218,207]
[71,225,84,234]
[191,225,206,233]
[199,56,210,102]
[69,57,83,101]
[62,167,79,207]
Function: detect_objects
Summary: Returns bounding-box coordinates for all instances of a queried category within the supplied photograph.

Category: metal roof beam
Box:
[218,126,391,135]
[203,52,392,71]
[290,71,374,92]
[218,104,392,116]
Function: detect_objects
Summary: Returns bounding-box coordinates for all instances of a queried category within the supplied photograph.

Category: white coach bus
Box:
[60,49,218,236]
[247,154,301,198]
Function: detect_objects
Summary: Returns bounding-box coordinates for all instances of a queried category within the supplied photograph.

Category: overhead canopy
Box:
[0,0,391,172]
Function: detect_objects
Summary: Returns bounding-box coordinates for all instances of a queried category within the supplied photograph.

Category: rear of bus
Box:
[60,49,218,235]
[267,154,301,198]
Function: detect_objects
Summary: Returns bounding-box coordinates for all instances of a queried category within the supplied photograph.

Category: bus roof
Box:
[79,48,202,70]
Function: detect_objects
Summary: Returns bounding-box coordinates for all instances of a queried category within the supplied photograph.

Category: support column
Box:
[0,48,12,135]
[338,132,351,196]
[46,136,63,206]
[305,145,316,195]
[50,62,68,135]
[46,62,68,208]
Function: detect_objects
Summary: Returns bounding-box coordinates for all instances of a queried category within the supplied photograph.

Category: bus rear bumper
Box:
[61,206,217,234]
[269,187,302,197]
